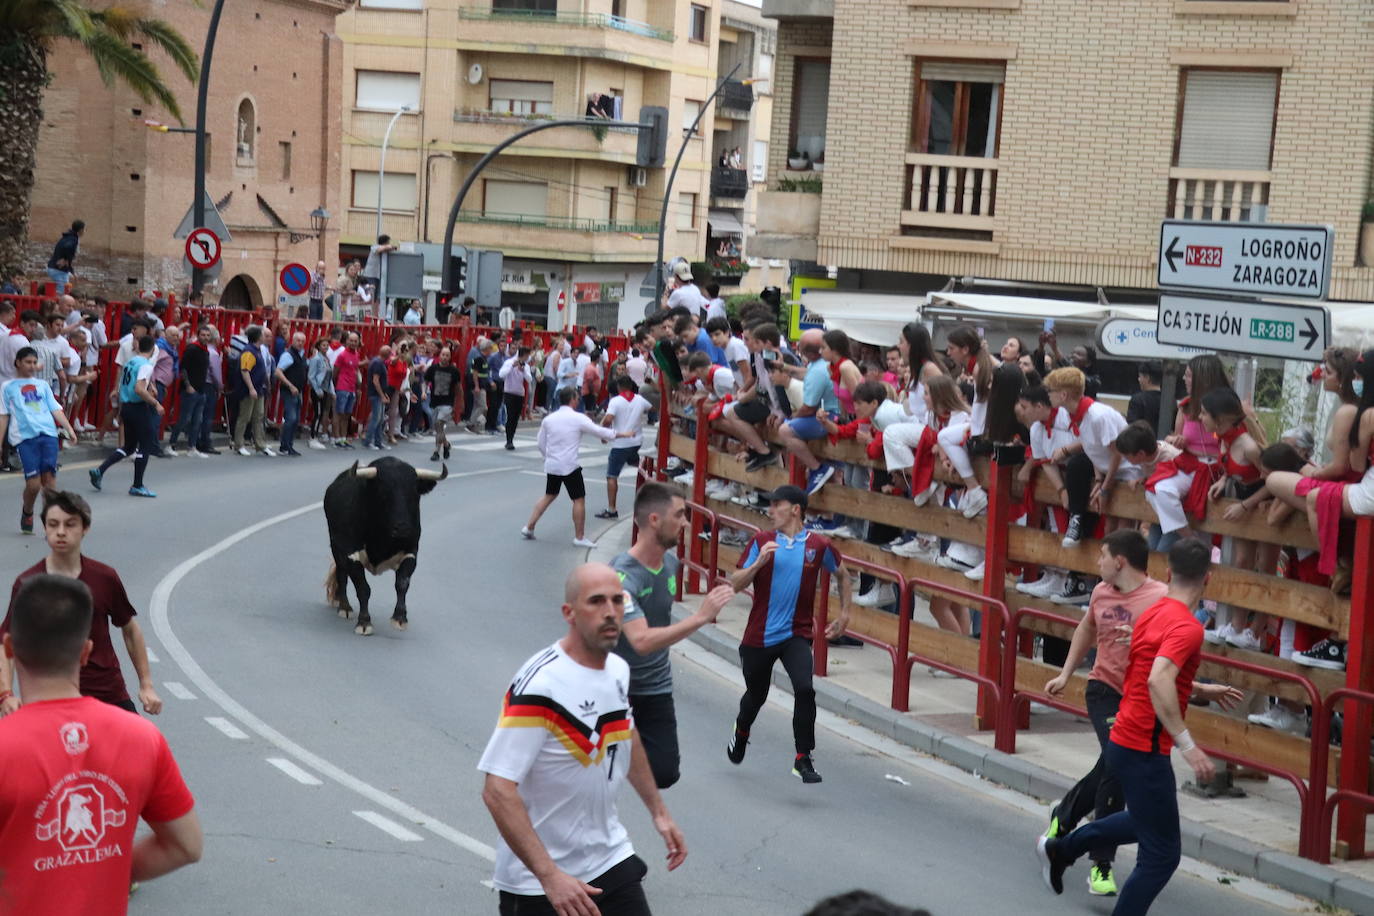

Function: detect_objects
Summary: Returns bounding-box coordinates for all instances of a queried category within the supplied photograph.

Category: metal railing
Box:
[452,109,638,134]
[717,78,754,113]
[457,6,674,41]
[710,166,749,199]
[456,211,659,234]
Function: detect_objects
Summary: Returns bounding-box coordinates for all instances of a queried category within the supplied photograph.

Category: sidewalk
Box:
[589,515,1374,914]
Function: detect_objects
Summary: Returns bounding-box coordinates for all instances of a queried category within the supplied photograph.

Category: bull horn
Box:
[354,465,379,479]
[415,464,447,481]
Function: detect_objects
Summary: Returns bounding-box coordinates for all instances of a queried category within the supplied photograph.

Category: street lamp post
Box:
[376,105,413,241]
[310,207,330,263]
[190,0,227,298]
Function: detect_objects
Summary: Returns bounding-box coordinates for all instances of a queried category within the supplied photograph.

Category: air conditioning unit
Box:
[628,166,648,188]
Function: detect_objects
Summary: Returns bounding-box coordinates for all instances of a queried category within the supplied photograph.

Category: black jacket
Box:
[48,230,80,271]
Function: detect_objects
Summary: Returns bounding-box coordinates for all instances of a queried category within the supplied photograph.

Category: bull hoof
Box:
[354,623,374,636]
[337,607,353,619]
[391,619,407,631]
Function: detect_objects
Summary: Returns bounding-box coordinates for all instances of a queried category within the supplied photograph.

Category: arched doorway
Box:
[219,273,263,310]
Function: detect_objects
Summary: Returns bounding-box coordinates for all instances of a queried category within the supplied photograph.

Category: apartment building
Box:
[28,0,345,307]
[336,0,723,329]
[757,0,1374,304]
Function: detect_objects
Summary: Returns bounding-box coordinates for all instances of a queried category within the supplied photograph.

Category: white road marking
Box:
[519,470,545,477]
[150,469,505,863]
[353,810,423,842]
[267,757,323,786]
[454,440,532,452]
[146,647,160,663]
[163,681,196,701]
[205,716,248,739]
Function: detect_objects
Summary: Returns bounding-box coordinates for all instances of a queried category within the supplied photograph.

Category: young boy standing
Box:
[0,347,77,533]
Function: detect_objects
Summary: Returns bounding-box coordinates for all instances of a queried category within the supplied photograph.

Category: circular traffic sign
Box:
[280,262,311,296]
[185,228,222,270]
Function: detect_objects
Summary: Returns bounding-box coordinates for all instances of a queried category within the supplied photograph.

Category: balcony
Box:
[450,110,640,163]
[901,153,1000,234]
[455,8,676,65]
[454,211,662,262]
[1168,167,1270,222]
[752,188,820,261]
[710,166,750,200]
[761,0,834,19]
[716,79,754,119]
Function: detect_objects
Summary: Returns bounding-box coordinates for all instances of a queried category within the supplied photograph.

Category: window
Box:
[494,0,556,12]
[352,171,417,210]
[483,179,548,218]
[359,0,422,9]
[678,192,697,230]
[758,52,773,83]
[911,62,1003,157]
[279,142,292,180]
[611,0,623,17]
[751,140,767,182]
[689,4,708,42]
[789,59,829,159]
[1175,70,1278,171]
[355,70,421,112]
[603,187,617,222]
[489,79,554,115]
[683,99,702,135]
[235,98,256,163]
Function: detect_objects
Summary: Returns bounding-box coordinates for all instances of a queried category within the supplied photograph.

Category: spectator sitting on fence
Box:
[774,329,841,497]
[1015,384,1076,600]
[1145,354,1230,554]
[710,321,786,475]
[939,361,1026,524]
[935,327,995,517]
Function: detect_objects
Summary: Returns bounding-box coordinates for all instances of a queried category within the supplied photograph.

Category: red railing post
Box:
[688,395,710,594]
[656,374,672,478]
[893,580,913,712]
[977,457,1013,732]
[1336,517,1374,858]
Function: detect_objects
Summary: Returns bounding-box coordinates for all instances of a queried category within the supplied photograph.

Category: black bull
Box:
[323,457,447,636]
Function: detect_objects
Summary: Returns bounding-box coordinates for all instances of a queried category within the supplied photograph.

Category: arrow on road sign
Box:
[1164,237,1182,273]
[1300,316,1319,351]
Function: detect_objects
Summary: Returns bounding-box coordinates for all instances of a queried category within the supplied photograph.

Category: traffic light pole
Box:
[190,0,226,297]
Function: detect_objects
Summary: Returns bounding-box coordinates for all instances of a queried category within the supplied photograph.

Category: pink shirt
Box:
[1180,417,1219,459]
[1087,578,1170,693]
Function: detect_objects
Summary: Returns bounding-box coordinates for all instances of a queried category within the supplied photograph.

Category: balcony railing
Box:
[717,79,754,114]
[710,166,749,199]
[452,109,637,133]
[1168,167,1270,222]
[457,7,674,41]
[902,153,999,232]
[458,211,660,234]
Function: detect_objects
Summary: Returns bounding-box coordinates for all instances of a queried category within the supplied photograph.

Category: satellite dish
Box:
[467,63,484,85]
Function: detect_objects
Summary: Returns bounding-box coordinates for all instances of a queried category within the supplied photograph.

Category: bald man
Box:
[479,563,687,915]
[274,332,309,455]
[774,329,841,495]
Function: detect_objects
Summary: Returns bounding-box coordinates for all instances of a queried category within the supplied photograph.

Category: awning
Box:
[707,209,745,235]
[926,292,1155,322]
[1330,303,1374,350]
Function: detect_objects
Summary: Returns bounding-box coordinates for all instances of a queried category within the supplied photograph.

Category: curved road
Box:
[0,432,1307,915]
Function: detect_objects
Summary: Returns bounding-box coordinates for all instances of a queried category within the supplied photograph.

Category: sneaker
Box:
[520,526,535,539]
[677,471,695,487]
[1017,571,1067,598]
[936,553,973,572]
[309,439,327,450]
[1088,863,1117,897]
[285,449,303,457]
[829,524,862,540]
[1248,704,1302,732]
[727,727,748,765]
[892,534,940,562]
[829,634,862,648]
[1036,835,1066,895]
[913,481,943,507]
[806,464,835,496]
[885,534,914,551]
[430,449,441,461]
[504,443,516,451]
[88,468,103,491]
[573,537,597,548]
[854,583,897,607]
[805,516,840,532]
[379,443,392,451]
[237,447,252,457]
[1294,639,1347,671]
[364,443,379,451]
[128,486,157,498]
[1060,513,1088,547]
[731,490,763,507]
[1044,802,1065,840]
[963,561,985,581]
[791,753,822,784]
[744,449,779,473]
[1050,575,1092,606]
[665,456,683,471]
[20,512,33,535]
[1205,622,1236,646]
[928,666,959,679]
[705,481,733,500]
[165,447,180,457]
[443,444,451,460]
[959,486,988,518]
[595,509,619,519]
[1226,628,1264,651]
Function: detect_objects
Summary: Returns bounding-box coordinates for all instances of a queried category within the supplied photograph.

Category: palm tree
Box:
[0,0,198,277]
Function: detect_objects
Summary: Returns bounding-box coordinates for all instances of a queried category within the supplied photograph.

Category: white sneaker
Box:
[309,439,328,451]
[1226,628,1264,651]
[165,447,180,457]
[854,583,897,607]
[573,537,597,548]
[677,471,695,487]
[963,561,985,581]
[520,526,536,540]
[1248,705,1301,732]
[936,553,973,572]
[1204,622,1235,645]
[261,446,278,457]
[892,535,939,562]
[187,449,205,458]
[830,525,862,540]
[1017,571,1066,598]
[959,486,988,519]
[913,482,943,507]
[237,447,252,457]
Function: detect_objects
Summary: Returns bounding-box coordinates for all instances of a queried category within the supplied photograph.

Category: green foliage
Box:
[776,175,823,193]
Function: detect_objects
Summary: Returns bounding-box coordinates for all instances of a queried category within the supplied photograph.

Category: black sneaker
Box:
[1036,836,1066,895]
[1294,638,1347,671]
[443,443,451,460]
[792,753,822,784]
[430,450,441,461]
[727,727,748,765]
[745,448,778,473]
[1050,574,1092,606]
[1060,514,1087,547]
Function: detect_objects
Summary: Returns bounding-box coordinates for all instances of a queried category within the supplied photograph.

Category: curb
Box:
[676,607,1374,914]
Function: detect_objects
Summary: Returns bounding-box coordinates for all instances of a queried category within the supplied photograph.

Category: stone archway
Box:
[219,273,263,310]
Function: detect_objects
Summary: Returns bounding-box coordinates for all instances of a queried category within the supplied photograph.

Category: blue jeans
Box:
[46,268,71,287]
[169,390,205,448]
[1055,742,1181,914]
[280,392,301,452]
[366,394,386,447]
[197,383,219,450]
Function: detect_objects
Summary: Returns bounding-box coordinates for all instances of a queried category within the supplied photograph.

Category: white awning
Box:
[926,292,1156,322]
[707,209,745,235]
[1330,303,1374,351]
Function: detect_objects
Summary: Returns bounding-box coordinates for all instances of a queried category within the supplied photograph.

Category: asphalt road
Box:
[0,431,1312,915]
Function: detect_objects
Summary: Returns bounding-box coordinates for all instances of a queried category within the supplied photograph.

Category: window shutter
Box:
[1177,71,1278,171]
[489,80,553,104]
[355,71,421,111]
[484,180,548,218]
[752,140,768,182]
[919,62,1004,84]
[352,172,416,210]
[794,60,830,158]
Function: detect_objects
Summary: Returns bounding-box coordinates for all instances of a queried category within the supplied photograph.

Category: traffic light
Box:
[636,106,667,168]
[448,254,467,293]
[436,289,454,323]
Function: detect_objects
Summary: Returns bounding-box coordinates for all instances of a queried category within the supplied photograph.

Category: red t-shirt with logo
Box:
[0,696,194,915]
[1109,597,1204,755]
[334,348,361,393]
[3,560,137,705]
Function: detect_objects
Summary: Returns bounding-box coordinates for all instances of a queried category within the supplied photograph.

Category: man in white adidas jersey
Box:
[479,563,687,915]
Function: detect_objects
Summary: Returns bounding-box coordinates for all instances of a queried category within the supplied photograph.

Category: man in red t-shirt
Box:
[0,573,201,915]
[0,491,160,718]
[1038,538,1240,913]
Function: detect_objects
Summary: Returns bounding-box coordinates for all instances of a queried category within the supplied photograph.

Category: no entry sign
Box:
[280,262,312,296]
[185,228,222,270]
[1157,220,1333,301]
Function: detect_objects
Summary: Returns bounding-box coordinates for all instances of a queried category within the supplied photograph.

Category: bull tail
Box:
[324,562,338,607]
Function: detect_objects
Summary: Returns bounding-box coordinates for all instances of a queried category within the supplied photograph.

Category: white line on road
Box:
[519,470,545,477]
[353,810,423,842]
[146,647,160,663]
[149,468,505,863]
[454,440,531,452]
[267,757,323,786]
[205,716,248,739]
[163,681,197,701]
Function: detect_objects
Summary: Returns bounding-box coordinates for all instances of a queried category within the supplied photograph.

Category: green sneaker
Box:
[1043,802,1064,840]
[1088,863,1117,896]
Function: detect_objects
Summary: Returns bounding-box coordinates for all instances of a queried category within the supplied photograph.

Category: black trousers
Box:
[630,693,680,789]
[1057,679,1124,864]
[737,636,815,754]
[503,393,525,446]
[485,381,503,432]
[1064,451,1099,529]
[498,855,649,915]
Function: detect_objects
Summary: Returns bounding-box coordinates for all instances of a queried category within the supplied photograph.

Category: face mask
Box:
[1355,379,1365,398]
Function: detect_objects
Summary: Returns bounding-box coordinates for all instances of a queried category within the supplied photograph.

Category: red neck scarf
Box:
[1067,396,1095,435]
[965,356,978,375]
[621,390,636,403]
[1217,424,1245,449]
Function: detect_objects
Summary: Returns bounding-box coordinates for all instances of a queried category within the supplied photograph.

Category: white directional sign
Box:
[1156,295,1329,361]
[1158,220,1333,301]
[1096,318,1206,360]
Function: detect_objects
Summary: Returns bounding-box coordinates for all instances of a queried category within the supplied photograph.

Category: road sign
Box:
[184,228,221,270]
[279,262,311,296]
[173,191,232,242]
[1096,317,1205,360]
[1157,220,1333,301]
[1156,295,1329,361]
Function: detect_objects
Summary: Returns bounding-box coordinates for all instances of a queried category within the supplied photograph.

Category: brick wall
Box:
[768,19,833,182]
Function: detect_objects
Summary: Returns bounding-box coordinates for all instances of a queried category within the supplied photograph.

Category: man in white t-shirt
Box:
[705,317,749,390]
[703,282,727,324]
[665,263,706,319]
[478,563,686,914]
[597,377,653,520]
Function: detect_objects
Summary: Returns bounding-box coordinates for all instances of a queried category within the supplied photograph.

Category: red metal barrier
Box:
[1311,687,1374,863]
[673,500,716,603]
[812,553,915,710]
[1337,517,1374,858]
